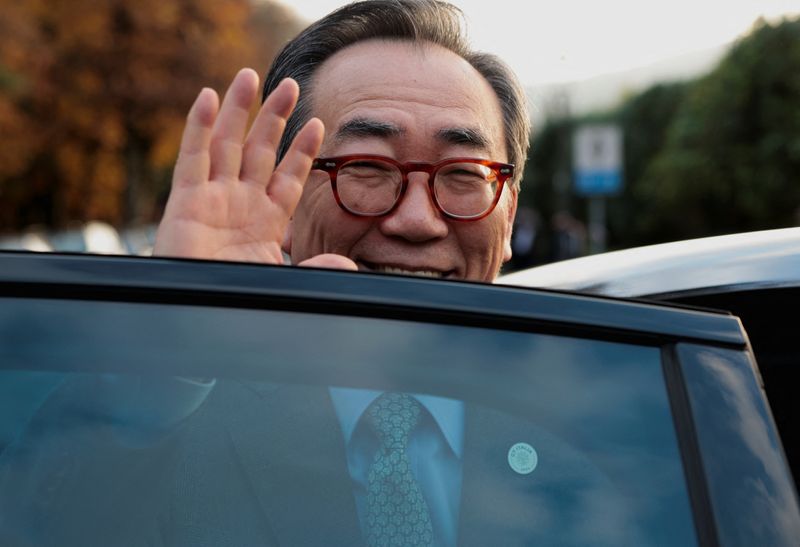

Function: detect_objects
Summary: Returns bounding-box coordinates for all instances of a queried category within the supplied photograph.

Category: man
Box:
[0,2,625,546]
[150,3,534,545]
[153,0,529,282]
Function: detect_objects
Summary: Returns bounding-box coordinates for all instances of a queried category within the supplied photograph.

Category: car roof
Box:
[499,228,800,298]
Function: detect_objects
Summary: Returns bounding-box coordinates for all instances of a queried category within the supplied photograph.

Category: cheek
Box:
[292,183,371,259]
[453,221,504,259]
[291,183,335,256]
[452,213,512,278]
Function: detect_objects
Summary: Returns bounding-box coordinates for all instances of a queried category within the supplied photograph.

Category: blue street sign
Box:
[573,125,623,196]
[575,170,623,195]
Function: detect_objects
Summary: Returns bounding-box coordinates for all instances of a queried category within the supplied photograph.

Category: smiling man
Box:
[153,0,529,283]
[150,1,533,546]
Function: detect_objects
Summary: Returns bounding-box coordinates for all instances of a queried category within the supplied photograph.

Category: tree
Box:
[0,0,306,231]
[610,82,689,248]
[635,17,800,242]
[524,16,800,255]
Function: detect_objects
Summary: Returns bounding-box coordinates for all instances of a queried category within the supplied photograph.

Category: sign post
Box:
[572,124,623,254]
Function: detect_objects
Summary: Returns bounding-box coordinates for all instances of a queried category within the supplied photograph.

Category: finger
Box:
[267,117,325,217]
[297,254,359,271]
[240,78,299,186]
[208,68,259,181]
[172,88,219,188]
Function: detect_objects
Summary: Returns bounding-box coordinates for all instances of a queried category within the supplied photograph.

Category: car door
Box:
[0,252,798,546]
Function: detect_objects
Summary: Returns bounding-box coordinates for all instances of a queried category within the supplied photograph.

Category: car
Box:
[500,227,800,492]
[0,228,52,252]
[0,250,798,546]
[48,221,127,255]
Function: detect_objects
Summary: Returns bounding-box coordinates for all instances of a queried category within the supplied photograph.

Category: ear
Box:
[502,188,518,263]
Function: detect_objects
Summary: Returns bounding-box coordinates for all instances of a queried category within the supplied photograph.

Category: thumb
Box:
[297,253,358,271]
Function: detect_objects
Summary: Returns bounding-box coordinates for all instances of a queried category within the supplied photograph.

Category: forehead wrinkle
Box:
[333,117,405,145]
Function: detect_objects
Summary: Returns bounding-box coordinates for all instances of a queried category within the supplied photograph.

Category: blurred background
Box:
[0,0,798,269]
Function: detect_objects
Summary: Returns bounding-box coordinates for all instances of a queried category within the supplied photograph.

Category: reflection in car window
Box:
[678,344,800,546]
[0,298,696,546]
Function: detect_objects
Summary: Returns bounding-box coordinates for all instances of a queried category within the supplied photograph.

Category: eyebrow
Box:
[334,118,404,143]
[333,117,491,151]
[436,127,491,150]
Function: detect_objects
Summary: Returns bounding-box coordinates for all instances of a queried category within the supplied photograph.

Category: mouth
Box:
[358,261,455,279]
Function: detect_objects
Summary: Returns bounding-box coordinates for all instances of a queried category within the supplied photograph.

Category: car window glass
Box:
[0,297,697,546]
[677,343,800,546]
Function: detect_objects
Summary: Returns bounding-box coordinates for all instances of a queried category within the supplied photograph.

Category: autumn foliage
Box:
[0,0,305,231]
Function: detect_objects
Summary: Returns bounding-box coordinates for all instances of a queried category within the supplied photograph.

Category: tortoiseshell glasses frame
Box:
[311,155,515,221]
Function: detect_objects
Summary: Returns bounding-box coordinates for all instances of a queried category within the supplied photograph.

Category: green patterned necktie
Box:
[364,392,434,547]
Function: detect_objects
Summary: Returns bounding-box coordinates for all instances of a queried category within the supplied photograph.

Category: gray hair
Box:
[262,0,530,187]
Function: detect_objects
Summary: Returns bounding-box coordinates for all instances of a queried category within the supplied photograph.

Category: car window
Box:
[677,343,800,546]
[0,296,697,546]
[672,287,800,491]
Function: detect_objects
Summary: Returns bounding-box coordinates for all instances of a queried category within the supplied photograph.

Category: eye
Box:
[438,163,491,183]
[341,160,394,175]
[450,169,484,179]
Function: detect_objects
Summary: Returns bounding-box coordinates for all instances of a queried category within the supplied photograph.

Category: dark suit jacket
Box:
[0,379,632,547]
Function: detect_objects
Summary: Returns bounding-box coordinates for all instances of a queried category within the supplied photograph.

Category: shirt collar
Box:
[329,387,464,458]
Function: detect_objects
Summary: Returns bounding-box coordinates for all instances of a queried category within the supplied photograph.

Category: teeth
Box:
[376,266,443,278]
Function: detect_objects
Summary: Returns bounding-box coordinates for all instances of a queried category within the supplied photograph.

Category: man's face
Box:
[286,40,517,282]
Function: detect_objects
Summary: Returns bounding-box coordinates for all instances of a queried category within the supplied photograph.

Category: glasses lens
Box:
[434,162,499,218]
[337,159,402,215]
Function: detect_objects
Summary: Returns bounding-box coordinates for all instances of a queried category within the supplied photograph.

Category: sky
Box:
[288,0,800,86]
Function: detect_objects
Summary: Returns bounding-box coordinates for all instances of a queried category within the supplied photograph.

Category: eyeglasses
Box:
[312,155,515,221]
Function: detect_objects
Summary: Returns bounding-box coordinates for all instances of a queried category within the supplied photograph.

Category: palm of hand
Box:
[157,176,288,263]
[154,69,324,265]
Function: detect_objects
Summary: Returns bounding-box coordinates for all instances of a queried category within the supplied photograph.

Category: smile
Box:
[359,261,453,279]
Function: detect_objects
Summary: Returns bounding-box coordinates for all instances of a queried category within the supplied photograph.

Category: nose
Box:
[378,173,449,242]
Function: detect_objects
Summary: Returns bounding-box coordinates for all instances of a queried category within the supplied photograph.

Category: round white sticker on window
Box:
[508,442,538,475]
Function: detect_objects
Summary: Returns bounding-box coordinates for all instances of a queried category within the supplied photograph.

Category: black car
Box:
[0,251,798,546]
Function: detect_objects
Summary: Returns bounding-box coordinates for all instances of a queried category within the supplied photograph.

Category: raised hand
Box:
[153,68,324,264]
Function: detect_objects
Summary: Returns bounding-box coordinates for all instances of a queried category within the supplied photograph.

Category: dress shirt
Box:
[330,387,465,547]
